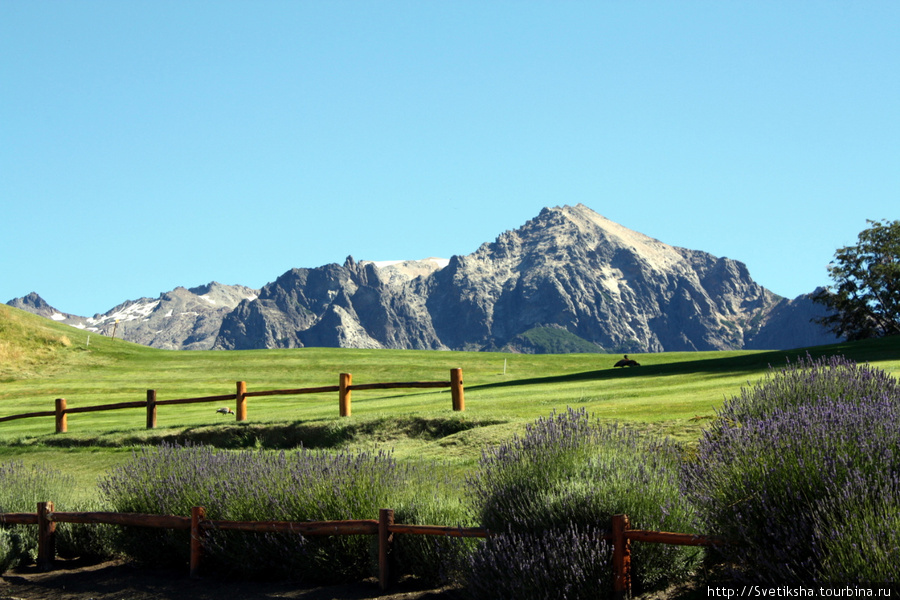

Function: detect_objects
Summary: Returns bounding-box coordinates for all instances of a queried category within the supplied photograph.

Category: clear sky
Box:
[2,2,898,317]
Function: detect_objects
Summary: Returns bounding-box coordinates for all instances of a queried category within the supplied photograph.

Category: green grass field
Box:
[3,302,900,500]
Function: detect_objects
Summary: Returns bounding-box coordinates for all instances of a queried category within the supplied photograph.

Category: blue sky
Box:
[2,2,898,317]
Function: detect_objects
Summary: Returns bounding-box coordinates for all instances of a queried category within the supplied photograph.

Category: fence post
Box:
[54,399,67,433]
[450,368,465,411]
[146,390,157,429]
[236,381,247,421]
[612,514,632,599]
[37,501,56,571]
[339,373,352,417]
[190,506,206,579]
[379,508,395,591]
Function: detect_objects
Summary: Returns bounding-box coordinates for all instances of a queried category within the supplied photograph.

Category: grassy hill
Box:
[2,302,899,497]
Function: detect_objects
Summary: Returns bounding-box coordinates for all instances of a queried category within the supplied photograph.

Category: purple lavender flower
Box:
[683,354,900,583]
[468,407,701,594]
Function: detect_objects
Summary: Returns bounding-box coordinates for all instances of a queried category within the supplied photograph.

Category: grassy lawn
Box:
[3,303,900,502]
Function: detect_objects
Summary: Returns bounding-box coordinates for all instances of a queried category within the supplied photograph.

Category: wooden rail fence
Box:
[0,368,466,434]
[1,503,721,596]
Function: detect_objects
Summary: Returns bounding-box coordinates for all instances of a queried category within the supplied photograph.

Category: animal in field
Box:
[613,355,641,368]
[216,407,235,415]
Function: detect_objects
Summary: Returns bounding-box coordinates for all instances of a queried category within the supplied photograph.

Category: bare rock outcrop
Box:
[10,205,838,352]
[212,204,837,352]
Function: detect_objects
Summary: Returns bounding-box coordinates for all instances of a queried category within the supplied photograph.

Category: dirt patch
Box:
[1,558,461,600]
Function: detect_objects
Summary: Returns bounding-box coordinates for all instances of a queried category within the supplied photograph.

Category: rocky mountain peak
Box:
[9,205,837,353]
[6,292,80,323]
[7,291,51,311]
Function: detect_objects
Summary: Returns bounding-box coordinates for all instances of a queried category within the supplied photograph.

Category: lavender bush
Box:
[464,523,612,600]
[466,408,701,596]
[54,499,120,562]
[719,353,900,423]
[684,355,900,583]
[811,474,900,582]
[0,529,27,573]
[100,444,409,581]
[391,470,477,586]
[0,461,74,571]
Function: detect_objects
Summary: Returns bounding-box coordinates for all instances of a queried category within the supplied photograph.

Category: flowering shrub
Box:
[390,469,477,586]
[0,461,74,571]
[464,523,612,600]
[54,499,120,562]
[100,444,409,581]
[719,353,900,423]
[683,355,900,583]
[466,408,701,596]
[811,474,900,582]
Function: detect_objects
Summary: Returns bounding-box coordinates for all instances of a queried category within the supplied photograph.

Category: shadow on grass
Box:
[470,336,900,392]
[32,415,510,451]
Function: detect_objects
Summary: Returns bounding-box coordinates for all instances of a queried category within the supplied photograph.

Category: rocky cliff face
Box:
[9,205,837,352]
[214,258,446,350]
[8,283,259,350]
[212,204,837,352]
[743,288,837,350]
[419,205,804,352]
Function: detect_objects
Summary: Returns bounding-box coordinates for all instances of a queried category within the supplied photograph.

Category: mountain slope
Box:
[214,258,446,350]
[8,283,258,350]
[9,205,837,353]
[213,204,836,352]
[424,205,777,351]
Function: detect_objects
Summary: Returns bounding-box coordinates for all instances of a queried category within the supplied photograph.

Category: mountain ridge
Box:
[7,205,837,352]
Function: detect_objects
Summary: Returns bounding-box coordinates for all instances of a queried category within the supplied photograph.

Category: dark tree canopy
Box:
[813,219,900,341]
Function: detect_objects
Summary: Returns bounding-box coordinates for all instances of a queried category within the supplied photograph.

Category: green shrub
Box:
[466,408,701,596]
[0,528,28,573]
[0,460,74,571]
[99,443,440,582]
[55,499,120,562]
[811,480,900,582]
[391,467,477,586]
[464,523,612,600]
[683,355,900,583]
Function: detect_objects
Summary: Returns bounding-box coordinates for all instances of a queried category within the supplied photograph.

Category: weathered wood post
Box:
[339,373,352,417]
[236,381,247,422]
[450,368,465,411]
[190,505,206,579]
[37,501,56,571]
[612,513,632,599]
[146,389,157,429]
[54,399,67,433]
[378,508,395,591]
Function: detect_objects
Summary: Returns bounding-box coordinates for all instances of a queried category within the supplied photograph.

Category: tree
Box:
[812,219,900,340]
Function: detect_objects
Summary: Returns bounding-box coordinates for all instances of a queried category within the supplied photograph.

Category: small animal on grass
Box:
[614,355,641,368]
[216,407,235,415]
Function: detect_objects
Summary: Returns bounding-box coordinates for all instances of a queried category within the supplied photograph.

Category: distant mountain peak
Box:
[9,205,837,353]
[7,292,74,322]
[8,291,50,310]
[526,204,684,270]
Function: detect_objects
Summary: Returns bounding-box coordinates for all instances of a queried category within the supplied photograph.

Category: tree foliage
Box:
[813,219,900,340]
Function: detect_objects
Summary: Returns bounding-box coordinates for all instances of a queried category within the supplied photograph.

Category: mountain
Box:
[8,205,838,353]
[7,292,80,322]
[213,204,836,352]
[214,258,447,350]
[8,283,259,350]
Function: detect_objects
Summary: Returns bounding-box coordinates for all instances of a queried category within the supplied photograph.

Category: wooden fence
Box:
[0,368,466,434]
[1,502,721,596]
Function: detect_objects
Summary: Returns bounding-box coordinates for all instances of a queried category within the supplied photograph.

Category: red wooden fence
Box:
[1,502,721,595]
[0,368,466,433]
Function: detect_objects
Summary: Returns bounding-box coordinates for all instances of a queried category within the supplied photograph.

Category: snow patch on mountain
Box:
[104,300,160,323]
[364,257,449,285]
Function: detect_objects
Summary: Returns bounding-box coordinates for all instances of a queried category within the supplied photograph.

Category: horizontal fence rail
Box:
[1,502,723,595]
[0,368,466,434]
